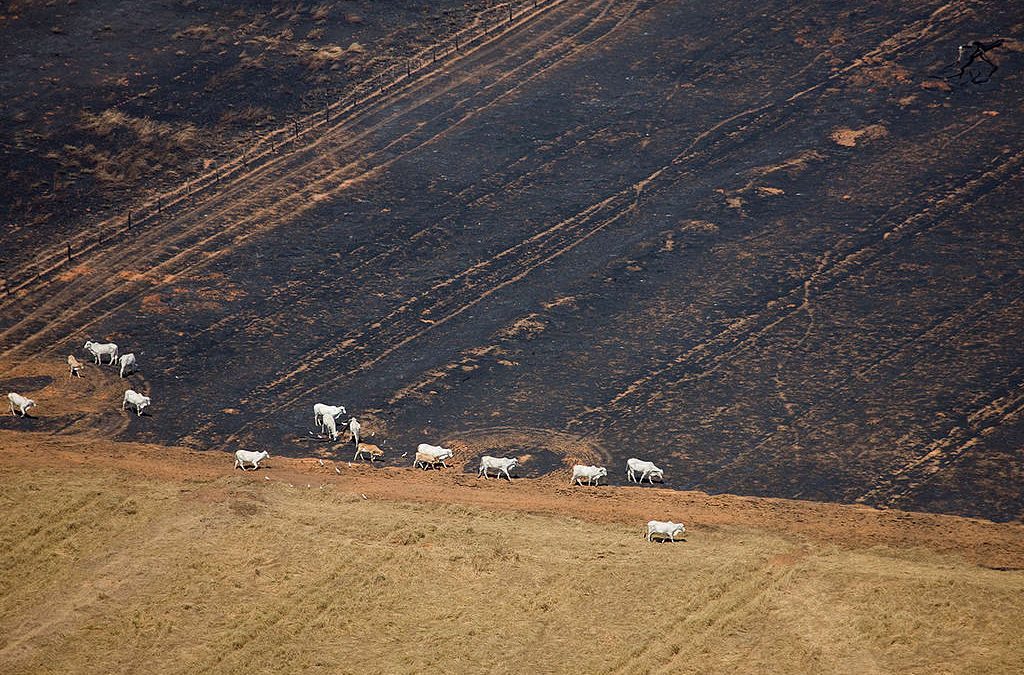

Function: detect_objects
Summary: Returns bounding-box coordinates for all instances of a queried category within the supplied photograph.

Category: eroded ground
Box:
[2,0,1023,520]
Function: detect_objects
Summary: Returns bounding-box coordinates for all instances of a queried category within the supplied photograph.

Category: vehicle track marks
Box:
[859,376,1024,507]
[0,0,636,362]
[568,149,1024,436]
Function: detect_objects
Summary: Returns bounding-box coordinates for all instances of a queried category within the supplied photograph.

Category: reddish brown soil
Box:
[4,429,1021,570]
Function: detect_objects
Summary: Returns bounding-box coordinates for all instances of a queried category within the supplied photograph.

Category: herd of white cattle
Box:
[7,338,686,542]
[7,341,151,418]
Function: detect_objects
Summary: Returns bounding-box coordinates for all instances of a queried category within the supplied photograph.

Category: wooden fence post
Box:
[67,242,72,262]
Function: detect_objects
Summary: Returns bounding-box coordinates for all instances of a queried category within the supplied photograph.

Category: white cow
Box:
[8,392,36,417]
[646,520,686,542]
[322,413,340,441]
[235,449,270,471]
[348,417,361,446]
[84,340,118,365]
[122,389,151,416]
[478,456,518,482]
[416,443,453,467]
[627,458,664,484]
[313,403,347,432]
[67,355,84,377]
[118,353,137,378]
[571,464,608,486]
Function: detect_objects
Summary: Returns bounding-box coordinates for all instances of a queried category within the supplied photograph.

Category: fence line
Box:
[1,0,561,305]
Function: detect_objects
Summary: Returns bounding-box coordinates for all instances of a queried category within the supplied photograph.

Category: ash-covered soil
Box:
[2,0,1023,521]
[1,0,489,260]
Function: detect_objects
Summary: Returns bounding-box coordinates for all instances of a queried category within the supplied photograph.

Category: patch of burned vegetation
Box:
[0,376,53,393]
[0,0,498,276]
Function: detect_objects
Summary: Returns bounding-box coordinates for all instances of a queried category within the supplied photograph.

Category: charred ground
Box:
[2,0,1023,521]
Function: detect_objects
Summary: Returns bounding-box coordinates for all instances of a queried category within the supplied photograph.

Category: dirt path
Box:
[3,429,1021,569]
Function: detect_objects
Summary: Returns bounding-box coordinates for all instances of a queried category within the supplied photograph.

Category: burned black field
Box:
[2,0,1023,521]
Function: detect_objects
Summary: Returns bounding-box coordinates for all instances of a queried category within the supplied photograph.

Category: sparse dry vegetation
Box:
[68,109,202,189]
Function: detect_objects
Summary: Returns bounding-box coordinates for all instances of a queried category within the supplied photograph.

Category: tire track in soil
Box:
[566,150,1024,437]
[859,377,1024,507]
[0,0,618,348]
[603,562,787,674]
[182,33,662,351]
[702,279,1024,488]
[0,0,575,299]
[0,0,636,361]
[219,1,987,449]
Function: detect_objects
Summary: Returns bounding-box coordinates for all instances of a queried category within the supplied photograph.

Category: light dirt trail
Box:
[0,0,634,360]
[859,378,1024,506]
[0,0,575,300]
[217,1,1000,448]
[0,0,590,320]
[567,149,1024,436]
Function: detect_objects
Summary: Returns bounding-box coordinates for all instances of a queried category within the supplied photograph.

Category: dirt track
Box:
[3,427,1022,571]
[1,0,1023,520]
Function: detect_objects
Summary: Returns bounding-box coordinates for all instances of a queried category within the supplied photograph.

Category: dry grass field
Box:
[1,437,1022,674]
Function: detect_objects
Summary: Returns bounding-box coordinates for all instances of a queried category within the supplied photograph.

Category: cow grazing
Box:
[348,417,361,446]
[646,520,686,542]
[313,403,346,432]
[8,392,36,417]
[84,340,118,365]
[118,353,137,378]
[627,458,664,484]
[478,456,518,482]
[571,464,608,486]
[122,389,151,416]
[354,443,383,462]
[416,443,453,467]
[67,355,84,377]
[322,413,340,441]
[235,450,270,471]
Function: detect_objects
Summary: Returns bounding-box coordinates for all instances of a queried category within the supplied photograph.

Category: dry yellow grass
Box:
[0,465,1021,674]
